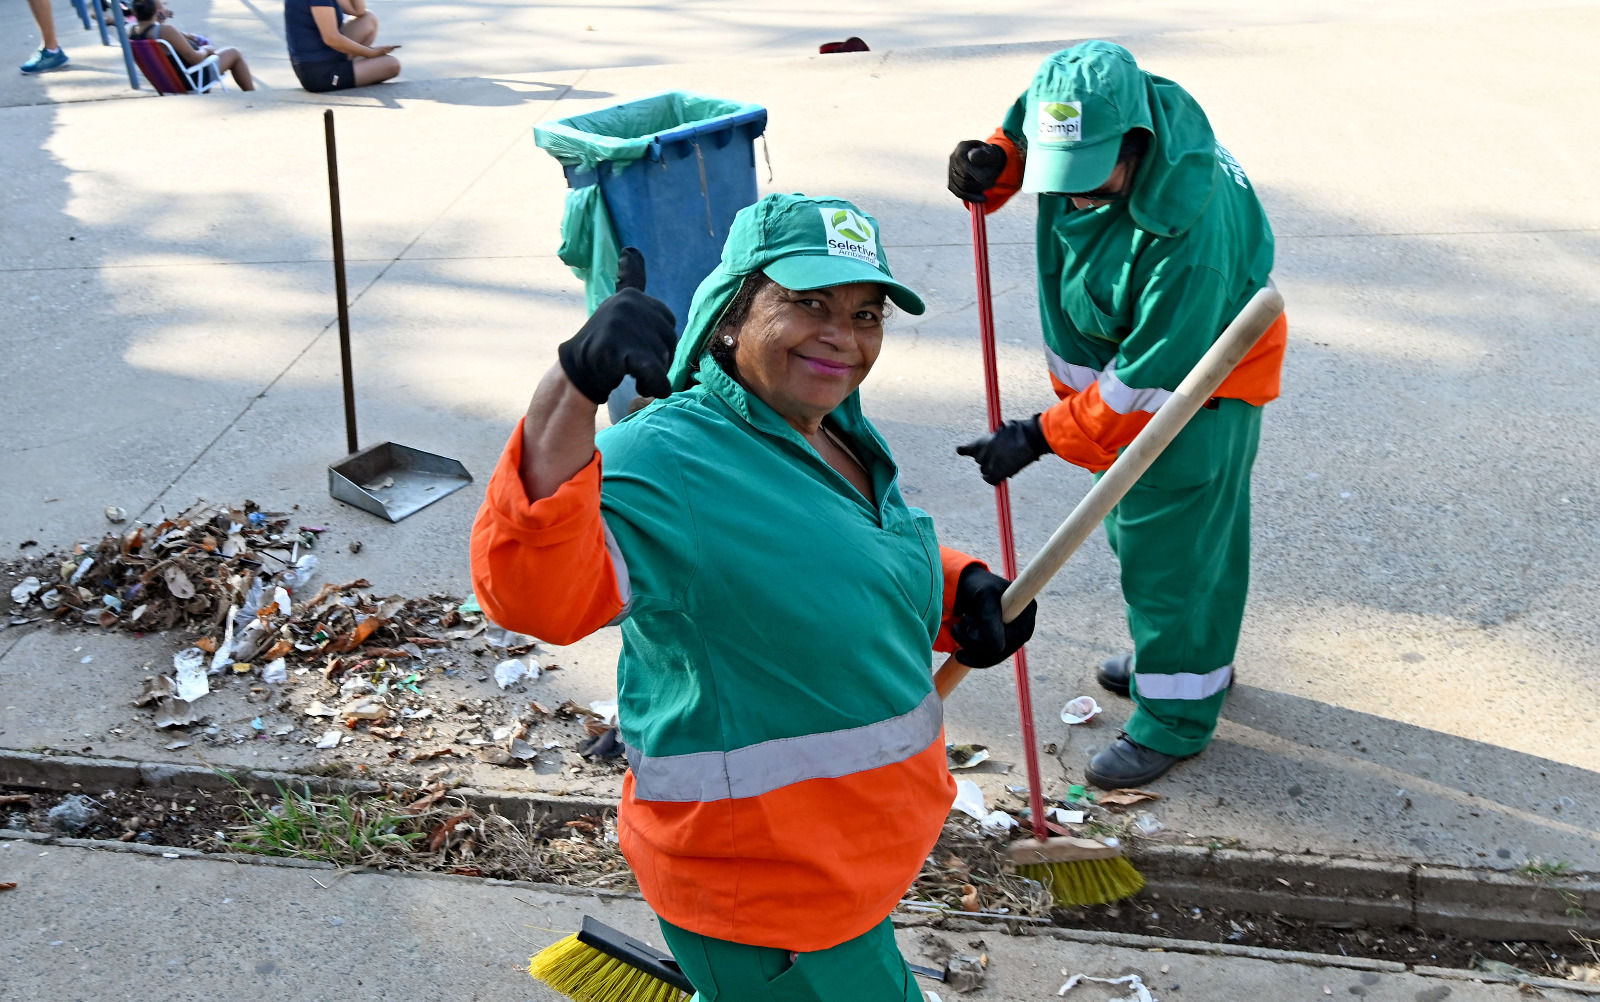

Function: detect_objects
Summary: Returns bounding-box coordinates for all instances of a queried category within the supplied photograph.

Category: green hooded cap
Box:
[666,193,926,392]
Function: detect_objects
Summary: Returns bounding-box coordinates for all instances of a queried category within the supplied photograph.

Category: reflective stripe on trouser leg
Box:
[659,915,920,1002]
[1102,399,1262,758]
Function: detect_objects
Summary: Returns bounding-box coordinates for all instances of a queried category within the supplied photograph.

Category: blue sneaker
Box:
[20,47,70,74]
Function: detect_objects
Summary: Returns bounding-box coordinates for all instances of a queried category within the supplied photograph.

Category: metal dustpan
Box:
[322,109,471,522]
[330,442,472,522]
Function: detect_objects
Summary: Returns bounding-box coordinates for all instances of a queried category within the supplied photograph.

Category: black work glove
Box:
[956,415,1050,486]
[557,248,677,404]
[950,563,1037,668]
[948,140,1008,203]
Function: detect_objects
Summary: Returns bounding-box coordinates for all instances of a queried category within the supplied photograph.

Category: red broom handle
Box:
[968,202,1050,844]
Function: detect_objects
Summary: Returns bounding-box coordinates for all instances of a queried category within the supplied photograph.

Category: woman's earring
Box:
[722,335,735,346]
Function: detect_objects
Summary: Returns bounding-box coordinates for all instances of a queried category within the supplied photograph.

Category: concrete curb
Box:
[1135,843,1600,942]
[0,747,615,825]
[7,828,1600,995]
[5,747,1596,943]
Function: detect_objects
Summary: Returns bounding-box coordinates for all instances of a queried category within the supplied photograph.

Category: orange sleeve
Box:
[933,546,986,653]
[1037,379,1153,473]
[981,128,1024,215]
[468,418,627,645]
[1215,311,1287,405]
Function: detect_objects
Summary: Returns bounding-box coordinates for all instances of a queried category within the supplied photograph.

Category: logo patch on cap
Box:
[820,208,878,267]
[1037,101,1083,144]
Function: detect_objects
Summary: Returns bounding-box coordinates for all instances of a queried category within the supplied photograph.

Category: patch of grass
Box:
[226,784,430,865]
[1518,859,1573,880]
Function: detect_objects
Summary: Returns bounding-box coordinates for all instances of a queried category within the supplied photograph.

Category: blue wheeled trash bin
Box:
[535,91,768,421]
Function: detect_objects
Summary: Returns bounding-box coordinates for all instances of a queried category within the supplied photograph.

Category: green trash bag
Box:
[556,185,620,314]
[537,91,764,312]
[534,91,763,173]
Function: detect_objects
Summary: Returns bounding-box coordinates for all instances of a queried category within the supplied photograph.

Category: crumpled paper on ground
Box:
[1058,973,1157,1002]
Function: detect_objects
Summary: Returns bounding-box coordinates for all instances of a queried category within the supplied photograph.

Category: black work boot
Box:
[1085,734,1187,789]
[1096,653,1132,697]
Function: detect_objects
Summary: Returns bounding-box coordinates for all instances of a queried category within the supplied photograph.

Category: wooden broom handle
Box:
[935,280,1285,700]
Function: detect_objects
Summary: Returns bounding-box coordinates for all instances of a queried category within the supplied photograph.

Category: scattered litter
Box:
[1060,696,1102,725]
[45,794,98,834]
[457,595,481,615]
[1058,972,1158,1001]
[261,658,288,684]
[1133,811,1165,835]
[1064,784,1096,805]
[272,725,295,736]
[493,657,535,690]
[104,506,127,523]
[589,698,618,725]
[172,647,209,703]
[979,810,1017,834]
[1047,807,1085,825]
[250,717,265,731]
[153,698,196,729]
[947,743,990,769]
[9,576,40,604]
[165,740,190,750]
[944,954,987,993]
[80,655,93,664]
[952,780,987,821]
[303,700,336,718]
[819,36,869,53]
[577,727,625,760]
[315,730,342,749]
[484,624,535,649]
[1099,789,1161,810]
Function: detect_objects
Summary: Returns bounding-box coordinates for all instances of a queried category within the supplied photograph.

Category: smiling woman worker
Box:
[471,193,1035,1002]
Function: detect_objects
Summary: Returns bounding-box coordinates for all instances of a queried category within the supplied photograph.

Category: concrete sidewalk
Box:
[3,2,1599,881]
[1,838,1581,1001]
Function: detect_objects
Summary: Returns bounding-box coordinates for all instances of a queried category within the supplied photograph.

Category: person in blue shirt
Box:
[283,0,399,93]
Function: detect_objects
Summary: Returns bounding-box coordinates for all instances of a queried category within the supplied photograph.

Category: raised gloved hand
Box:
[557,248,677,403]
[950,563,1037,668]
[956,415,1050,485]
[947,140,1008,203]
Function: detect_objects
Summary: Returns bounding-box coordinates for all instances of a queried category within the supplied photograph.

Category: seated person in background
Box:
[283,0,399,93]
[129,0,254,90]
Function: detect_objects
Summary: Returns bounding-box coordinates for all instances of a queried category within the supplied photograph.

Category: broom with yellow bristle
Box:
[530,916,695,1002]
[938,202,1285,908]
[527,275,1285,999]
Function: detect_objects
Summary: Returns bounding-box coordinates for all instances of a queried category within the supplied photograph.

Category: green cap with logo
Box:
[1020,40,1154,195]
[668,193,926,391]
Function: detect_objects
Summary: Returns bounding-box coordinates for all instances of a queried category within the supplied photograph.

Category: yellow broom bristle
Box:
[1015,855,1146,907]
[528,934,691,1002]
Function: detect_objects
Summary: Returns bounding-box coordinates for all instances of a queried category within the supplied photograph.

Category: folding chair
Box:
[129,38,223,94]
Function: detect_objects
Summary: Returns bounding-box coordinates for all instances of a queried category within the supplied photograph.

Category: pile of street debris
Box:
[6,499,628,777]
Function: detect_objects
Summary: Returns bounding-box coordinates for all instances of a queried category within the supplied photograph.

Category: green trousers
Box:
[658,916,920,1002]
[1102,398,1262,758]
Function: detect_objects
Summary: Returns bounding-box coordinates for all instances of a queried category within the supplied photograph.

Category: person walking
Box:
[947,40,1287,789]
[283,0,398,93]
[472,194,1034,1001]
[20,0,68,74]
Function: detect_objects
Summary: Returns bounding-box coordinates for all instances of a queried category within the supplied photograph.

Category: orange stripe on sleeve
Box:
[1037,381,1153,473]
[981,129,1024,215]
[468,418,626,645]
[933,546,986,653]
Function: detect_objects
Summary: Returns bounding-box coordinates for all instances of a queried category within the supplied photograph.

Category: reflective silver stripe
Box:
[627,689,943,803]
[600,518,633,627]
[1044,347,1100,393]
[1134,665,1233,701]
[1043,349,1171,415]
[1098,359,1172,415]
